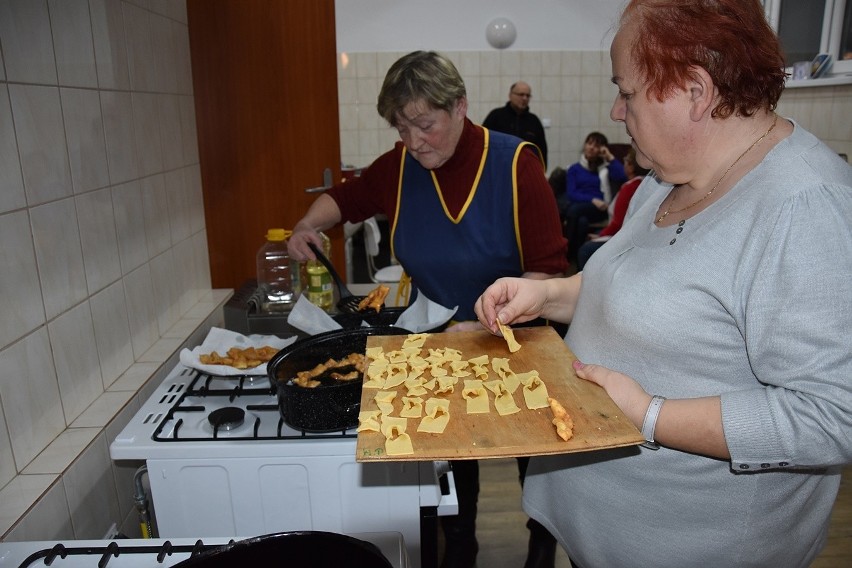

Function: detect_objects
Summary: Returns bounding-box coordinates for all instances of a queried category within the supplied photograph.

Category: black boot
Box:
[440,521,478,568]
[440,460,479,568]
[523,518,557,568]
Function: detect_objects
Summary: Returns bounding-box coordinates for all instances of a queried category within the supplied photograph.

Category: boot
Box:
[439,521,478,568]
[523,518,557,568]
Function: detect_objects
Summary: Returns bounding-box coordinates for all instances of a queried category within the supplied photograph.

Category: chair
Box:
[363,217,404,284]
[343,221,364,284]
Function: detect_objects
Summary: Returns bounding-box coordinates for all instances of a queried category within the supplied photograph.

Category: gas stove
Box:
[109,362,457,568]
[111,366,356,452]
[0,532,407,567]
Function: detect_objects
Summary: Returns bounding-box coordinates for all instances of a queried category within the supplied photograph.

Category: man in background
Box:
[483,81,548,168]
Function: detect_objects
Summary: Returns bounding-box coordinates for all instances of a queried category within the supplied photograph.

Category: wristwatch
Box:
[640,395,666,450]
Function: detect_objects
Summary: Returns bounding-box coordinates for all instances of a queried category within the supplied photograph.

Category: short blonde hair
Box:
[377,51,466,126]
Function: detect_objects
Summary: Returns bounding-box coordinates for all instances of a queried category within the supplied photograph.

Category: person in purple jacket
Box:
[557,132,626,265]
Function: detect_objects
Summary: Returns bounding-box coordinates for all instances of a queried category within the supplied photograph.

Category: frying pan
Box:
[307,242,370,314]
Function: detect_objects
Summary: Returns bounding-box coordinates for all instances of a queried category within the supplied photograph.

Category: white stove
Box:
[109,363,457,568]
[0,532,407,567]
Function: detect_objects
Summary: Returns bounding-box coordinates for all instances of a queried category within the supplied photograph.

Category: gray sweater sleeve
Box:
[722,180,852,470]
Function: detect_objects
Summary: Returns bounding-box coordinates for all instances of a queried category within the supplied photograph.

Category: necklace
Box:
[656,113,778,224]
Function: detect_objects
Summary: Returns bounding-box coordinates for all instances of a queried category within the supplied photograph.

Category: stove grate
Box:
[147,370,356,442]
[17,539,234,568]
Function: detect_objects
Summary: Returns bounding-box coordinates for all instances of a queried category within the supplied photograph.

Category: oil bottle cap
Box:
[266,228,292,241]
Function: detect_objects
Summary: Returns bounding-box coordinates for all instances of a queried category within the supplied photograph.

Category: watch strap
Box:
[640,395,666,450]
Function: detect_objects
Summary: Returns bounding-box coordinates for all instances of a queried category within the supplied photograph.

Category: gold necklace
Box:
[656,113,778,224]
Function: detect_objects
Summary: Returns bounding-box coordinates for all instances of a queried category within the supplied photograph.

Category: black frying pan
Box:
[307,242,369,314]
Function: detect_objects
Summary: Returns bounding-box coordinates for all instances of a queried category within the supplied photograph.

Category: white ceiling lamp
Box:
[486,17,517,49]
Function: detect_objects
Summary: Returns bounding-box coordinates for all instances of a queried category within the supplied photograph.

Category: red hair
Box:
[621,0,787,118]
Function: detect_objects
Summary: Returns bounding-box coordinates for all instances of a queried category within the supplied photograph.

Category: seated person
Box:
[556,132,626,265]
[577,148,650,270]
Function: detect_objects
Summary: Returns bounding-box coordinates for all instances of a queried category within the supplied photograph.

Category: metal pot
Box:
[172,531,393,567]
[268,327,410,432]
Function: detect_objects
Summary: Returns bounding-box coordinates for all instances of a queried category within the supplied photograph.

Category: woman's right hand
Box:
[286,224,324,262]
[474,277,549,334]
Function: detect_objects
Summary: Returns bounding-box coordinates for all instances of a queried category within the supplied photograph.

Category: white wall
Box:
[335,0,625,52]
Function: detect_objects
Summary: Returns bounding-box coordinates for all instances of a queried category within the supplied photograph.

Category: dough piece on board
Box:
[462,379,490,414]
[400,396,424,418]
[417,398,451,433]
[357,410,381,432]
[492,381,521,416]
[522,375,549,409]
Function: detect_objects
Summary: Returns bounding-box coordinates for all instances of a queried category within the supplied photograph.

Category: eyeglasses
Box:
[511,92,532,98]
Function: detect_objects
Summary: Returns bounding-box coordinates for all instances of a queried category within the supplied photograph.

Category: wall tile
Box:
[8,84,73,206]
[30,198,88,320]
[193,230,212,296]
[70,391,134,428]
[174,19,193,95]
[520,51,543,77]
[0,86,26,214]
[90,281,134,389]
[123,1,154,92]
[149,12,177,93]
[76,188,122,295]
[140,173,171,258]
[158,95,183,170]
[63,434,120,539]
[123,264,158,359]
[89,0,131,90]
[165,168,190,244]
[0,328,66,470]
[149,249,180,335]
[48,301,104,424]
[60,88,111,194]
[48,0,98,88]
[0,211,45,347]
[22,428,99,475]
[112,180,149,275]
[0,404,14,488]
[0,0,57,84]
[101,90,139,184]
[1,476,68,541]
[107,362,159,392]
[185,165,205,234]
[131,92,164,177]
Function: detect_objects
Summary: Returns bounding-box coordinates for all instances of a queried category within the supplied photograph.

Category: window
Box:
[763,0,852,77]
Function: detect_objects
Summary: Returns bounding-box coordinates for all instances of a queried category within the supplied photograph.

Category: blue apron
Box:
[391,129,541,321]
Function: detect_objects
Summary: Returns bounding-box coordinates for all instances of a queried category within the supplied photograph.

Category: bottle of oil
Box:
[305,232,333,311]
[256,228,300,313]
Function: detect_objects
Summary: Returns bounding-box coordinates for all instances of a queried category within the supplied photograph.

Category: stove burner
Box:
[208,407,245,431]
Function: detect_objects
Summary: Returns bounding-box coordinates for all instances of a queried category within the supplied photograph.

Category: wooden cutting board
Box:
[356,326,643,462]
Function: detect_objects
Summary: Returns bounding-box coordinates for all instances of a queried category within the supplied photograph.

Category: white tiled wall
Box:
[0,0,224,542]
[337,50,852,172]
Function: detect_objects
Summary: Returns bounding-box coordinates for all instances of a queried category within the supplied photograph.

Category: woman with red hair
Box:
[475,1,852,566]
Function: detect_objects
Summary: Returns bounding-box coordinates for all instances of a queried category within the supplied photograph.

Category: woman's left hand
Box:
[572,359,651,429]
[591,198,607,211]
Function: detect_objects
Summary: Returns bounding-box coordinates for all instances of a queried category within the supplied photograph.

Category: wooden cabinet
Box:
[188,0,343,290]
